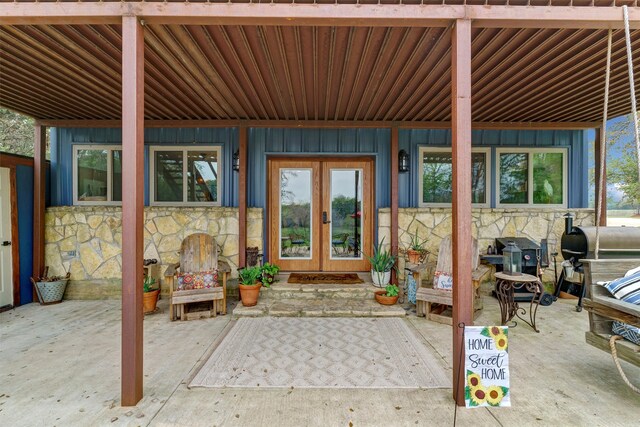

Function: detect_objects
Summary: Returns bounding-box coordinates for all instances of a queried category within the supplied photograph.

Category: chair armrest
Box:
[164,262,180,277]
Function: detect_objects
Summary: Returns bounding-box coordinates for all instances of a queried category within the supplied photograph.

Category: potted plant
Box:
[143,274,159,314]
[375,284,399,305]
[366,237,396,287]
[30,266,70,305]
[260,262,280,287]
[406,232,428,264]
[238,265,263,307]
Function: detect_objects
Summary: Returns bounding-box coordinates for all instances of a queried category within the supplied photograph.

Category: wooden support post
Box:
[594,127,607,226]
[390,126,399,284]
[121,15,144,407]
[238,125,248,268]
[32,124,46,300]
[451,18,473,407]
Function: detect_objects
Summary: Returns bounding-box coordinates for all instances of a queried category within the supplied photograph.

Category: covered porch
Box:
[2,1,639,407]
[1,298,639,425]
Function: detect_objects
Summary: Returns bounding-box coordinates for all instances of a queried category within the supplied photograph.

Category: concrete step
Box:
[233,298,406,318]
[262,282,377,300]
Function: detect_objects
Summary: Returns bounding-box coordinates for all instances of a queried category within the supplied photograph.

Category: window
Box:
[73,145,122,205]
[150,146,221,205]
[419,147,490,207]
[496,148,567,207]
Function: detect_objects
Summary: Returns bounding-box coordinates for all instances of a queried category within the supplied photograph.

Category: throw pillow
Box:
[612,320,640,346]
[602,270,640,305]
[177,270,219,290]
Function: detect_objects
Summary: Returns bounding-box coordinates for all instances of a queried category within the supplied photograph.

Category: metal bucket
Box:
[561,260,574,280]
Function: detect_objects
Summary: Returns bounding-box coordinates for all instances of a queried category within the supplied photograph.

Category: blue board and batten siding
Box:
[50,127,590,209]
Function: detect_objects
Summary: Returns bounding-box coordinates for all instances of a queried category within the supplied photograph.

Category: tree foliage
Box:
[606,115,640,213]
[0,108,36,157]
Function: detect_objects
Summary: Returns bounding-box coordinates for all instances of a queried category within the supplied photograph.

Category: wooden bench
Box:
[416,265,490,325]
[582,259,640,367]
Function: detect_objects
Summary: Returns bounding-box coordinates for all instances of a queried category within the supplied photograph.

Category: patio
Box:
[1,296,638,426]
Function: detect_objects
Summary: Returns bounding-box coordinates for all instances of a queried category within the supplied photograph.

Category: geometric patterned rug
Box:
[189,318,451,389]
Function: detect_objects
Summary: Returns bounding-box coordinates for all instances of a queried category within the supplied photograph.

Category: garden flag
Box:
[464,326,511,408]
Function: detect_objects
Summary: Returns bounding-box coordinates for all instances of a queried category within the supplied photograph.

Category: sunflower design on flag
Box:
[468,385,487,406]
[481,326,509,352]
[486,385,509,406]
[494,333,508,351]
[467,372,482,388]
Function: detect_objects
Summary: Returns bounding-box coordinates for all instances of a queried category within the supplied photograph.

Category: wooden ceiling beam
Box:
[3,4,640,29]
[33,119,600,130]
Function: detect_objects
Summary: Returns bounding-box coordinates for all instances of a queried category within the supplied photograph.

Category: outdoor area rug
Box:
[189,318,451,389]
[287,273,364,284]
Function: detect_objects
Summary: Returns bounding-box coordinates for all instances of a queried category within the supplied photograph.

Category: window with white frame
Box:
[419,147,491,207]
[150,146,222,205]
[496,148,567,207]
[73,145,122,205]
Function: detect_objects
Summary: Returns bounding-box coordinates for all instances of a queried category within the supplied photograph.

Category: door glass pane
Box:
[280,169,312,259]
[77,149,108,201]
[155,151,183,202]
[187,151,218,202]
[330,169,363,259]
[533,152,563,204]
[499,153,528,204]
[112,150,122,202]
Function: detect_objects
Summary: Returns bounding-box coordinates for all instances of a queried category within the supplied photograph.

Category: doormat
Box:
[189,318,451,389]
[287,273,364,284]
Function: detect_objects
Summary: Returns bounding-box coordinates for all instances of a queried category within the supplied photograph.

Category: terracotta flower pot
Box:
[143,289,159,314]
[407,249,422,264]
[375,290,399,305]
[239,282,262,307]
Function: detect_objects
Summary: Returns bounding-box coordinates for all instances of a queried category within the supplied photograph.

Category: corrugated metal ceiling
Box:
[1,23,639,122]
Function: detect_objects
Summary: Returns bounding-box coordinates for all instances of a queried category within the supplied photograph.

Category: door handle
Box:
[1,241,10,246]
[322,212,331,224]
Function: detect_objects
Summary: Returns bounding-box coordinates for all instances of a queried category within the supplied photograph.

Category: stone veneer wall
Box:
[378,207,595,283]
[44,206,263,299]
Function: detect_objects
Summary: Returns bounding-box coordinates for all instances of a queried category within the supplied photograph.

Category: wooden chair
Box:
[164,233,230,321]
[331,233,350,255]
[416,235,487,324]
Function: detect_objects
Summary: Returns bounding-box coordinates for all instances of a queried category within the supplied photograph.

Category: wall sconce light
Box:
[232,149,240,172]
[398,149,410,173]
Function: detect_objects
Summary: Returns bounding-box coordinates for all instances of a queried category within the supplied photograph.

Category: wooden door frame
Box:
[266,155,375,272]
[0,164,21,309]
[267,158,321,271]
[321,159,374,272]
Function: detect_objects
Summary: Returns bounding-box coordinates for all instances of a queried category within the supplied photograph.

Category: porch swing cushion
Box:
[602,269,640,304]
[177,270,219,290]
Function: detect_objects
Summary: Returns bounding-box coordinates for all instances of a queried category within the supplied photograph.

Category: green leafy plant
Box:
[260,262,280,288]
[407,231,428,251]
[238,266,262,286]
[366,237,396,272]
[143,275,156,293]
[385,284,399,297]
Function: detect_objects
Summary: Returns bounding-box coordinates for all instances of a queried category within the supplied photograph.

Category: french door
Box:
[268,158,373,272]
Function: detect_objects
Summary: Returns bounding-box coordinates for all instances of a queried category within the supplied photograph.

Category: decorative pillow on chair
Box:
[177,270,219,290]
[601,269,640,304]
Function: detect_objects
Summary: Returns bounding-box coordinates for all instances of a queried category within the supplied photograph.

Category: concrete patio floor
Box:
[1,296,639,427]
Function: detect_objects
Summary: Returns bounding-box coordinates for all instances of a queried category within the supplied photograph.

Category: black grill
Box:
[556,213,640,311]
